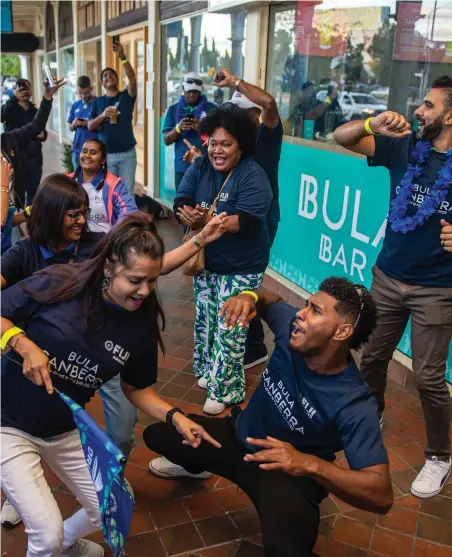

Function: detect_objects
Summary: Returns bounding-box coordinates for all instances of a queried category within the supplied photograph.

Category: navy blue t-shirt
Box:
[176,157,272,274]
[1,275,158,438]
[236,303,388,470]
[1,232,104,288]
[163,101,216,173]
[68,99,98,154]
[90,90,136,154]
[255,119,283,225]
[369,133,452,287]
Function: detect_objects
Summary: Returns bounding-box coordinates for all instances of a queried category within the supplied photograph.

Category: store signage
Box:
[393,1,452,63]
[269,140,452,383]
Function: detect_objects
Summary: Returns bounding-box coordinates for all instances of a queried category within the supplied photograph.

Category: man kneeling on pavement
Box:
[144,277,393,557]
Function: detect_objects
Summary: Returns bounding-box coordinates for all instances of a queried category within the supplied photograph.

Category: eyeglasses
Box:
[185,78,202,86]
[65,209,89,221]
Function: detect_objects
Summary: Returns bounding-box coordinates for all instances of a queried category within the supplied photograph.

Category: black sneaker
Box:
[244,350,269,370]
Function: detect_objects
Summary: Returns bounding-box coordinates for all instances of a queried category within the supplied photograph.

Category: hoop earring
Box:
[101,277,110,290]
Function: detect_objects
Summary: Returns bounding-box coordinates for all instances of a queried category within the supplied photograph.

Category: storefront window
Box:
[160,10,247,113]
[61,47,76,142]
[48,52,59,134]
[79,40,102,96]
[266,0,452,142]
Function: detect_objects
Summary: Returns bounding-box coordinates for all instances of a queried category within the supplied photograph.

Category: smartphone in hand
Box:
[42,64,56,87]
[113,35,120,46]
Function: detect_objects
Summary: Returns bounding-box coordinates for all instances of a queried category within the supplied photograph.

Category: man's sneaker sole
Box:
[411,468,451,499]
[1,517,22,528]
[243,354,268,370]
[148,460,212,479]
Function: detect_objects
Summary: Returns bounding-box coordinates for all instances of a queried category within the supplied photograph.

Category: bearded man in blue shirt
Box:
[334,75,452,499]
[145,277,392,557]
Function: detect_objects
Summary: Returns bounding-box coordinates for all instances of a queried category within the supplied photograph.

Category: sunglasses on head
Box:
[185,78,202,86]
[65,208,89,220]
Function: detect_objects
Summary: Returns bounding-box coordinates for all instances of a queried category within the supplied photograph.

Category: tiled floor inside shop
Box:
[1,139,451,556]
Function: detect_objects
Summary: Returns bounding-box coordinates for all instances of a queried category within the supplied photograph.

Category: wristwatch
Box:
[166,407,185,425]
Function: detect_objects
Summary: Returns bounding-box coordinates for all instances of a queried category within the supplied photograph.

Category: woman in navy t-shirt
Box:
[174,107,273,415]
[0,213,222,556]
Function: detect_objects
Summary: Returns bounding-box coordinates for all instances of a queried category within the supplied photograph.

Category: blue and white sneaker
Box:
[411,456,451,498]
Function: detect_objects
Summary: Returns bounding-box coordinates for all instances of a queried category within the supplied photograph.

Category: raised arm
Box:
[333,111,412,156]
[213,69,279,129]
[114,42,137,98]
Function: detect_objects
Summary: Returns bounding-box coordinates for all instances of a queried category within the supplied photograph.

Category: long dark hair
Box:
[28,174,89,250]
[24,212,166,351]
[75,139,108,191]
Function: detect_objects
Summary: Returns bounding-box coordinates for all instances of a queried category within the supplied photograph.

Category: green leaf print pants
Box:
[193,270,264,404]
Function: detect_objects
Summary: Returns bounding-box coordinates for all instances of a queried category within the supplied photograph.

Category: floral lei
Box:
[387,140,452,234]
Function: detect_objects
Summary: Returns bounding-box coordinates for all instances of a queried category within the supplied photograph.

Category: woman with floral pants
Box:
[174,107,272,414]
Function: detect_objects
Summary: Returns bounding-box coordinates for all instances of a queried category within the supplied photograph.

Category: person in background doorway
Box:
[70,139,137,233]
[333,75,452,499]
[163,72,215,192]
[1,79,47,203]
[214,68,283,370]
[88,40,137,194]
[68,75,98,171]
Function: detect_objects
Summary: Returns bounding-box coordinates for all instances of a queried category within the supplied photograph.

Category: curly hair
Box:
[199,106,256,157]
[319,277,377,351]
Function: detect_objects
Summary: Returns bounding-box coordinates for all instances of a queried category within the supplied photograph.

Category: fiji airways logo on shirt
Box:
[105,341,130,366]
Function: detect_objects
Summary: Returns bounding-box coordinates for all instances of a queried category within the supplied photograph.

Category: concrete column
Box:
[147,0,159,198]
[101,0,107,69]
[53,0,63,142]
[230,10,246,79]
[72,0,79,80]
[189,15,202,73]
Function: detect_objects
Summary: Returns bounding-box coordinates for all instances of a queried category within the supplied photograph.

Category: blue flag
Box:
[58,391,134,557]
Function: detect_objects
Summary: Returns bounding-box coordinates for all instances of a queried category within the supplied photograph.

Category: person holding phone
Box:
[2,79,47,203]
[163,72,215,191]
[68,76,98,171]
[1,76,66,209]
[88,39,138,194]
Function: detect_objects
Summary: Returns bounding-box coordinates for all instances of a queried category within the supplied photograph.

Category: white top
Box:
[83,182,110,233]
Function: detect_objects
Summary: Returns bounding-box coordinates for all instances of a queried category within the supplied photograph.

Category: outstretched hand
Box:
[43,77,67,100]
[183,139,202,164]
[197,212,228,245]
[173,413,221,449]
[244,437,315,476]
[218,293,257,330]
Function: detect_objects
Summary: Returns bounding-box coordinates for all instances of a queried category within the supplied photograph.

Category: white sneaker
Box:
[62,539,104,557]
[149,457,212,479]
[411,456,451,498]
[1,499,21,527]
[197,377,208,389]
[203,398,226,415]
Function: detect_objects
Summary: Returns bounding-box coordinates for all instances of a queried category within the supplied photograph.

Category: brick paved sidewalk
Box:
[2,138,451,557]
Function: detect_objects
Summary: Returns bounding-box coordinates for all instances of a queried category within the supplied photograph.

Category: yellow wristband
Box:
[24,205,31,218]
[175,125,181,134]
[241,290,258,303]
[120,58,128,65]
[1,327,25,351]
[364,117,376,136]
[325,96,332,105]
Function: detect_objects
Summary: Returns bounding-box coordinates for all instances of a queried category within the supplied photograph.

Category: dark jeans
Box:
[245,221,279,359]
[144,410,327,557]
[175,171,185,193]
[361,265,452,460]
[25,159,43,204]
